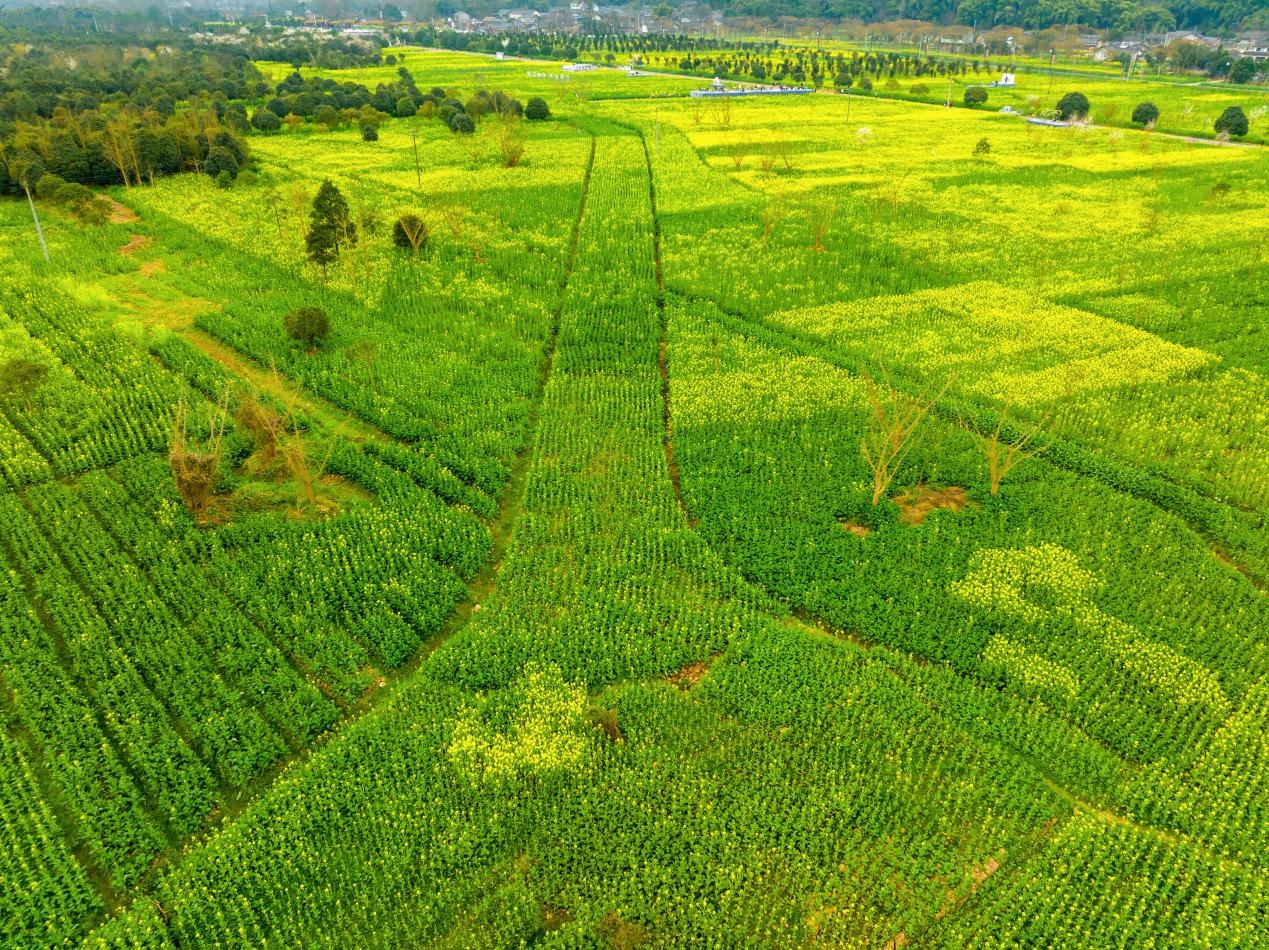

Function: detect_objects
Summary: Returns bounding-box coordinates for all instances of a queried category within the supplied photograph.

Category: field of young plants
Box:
[1,45,1266,948]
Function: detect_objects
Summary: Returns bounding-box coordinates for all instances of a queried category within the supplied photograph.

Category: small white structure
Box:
[708,76,726,91]
[561,62,597,72]
[998,72,1016,86]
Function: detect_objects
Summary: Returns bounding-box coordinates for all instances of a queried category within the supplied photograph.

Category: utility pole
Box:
[1047,48,1055,93]
[23,183,50,263]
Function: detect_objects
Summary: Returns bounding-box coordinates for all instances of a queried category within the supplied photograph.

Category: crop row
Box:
[0,289,184,480]
[0,554,165,892]
[0,491,216,837]
[0,731,102,948]
[21,480,288,787]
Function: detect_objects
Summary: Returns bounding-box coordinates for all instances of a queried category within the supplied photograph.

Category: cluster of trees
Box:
[1164,41,1263,81]
[0,40,268,120]
[248,67,421,136]
[0,39,263,193]
[703,0,1261,32]
[254,37,385,71]
[419,87,529,135]
[1050,90,1249,134]
[0,101,250,195]
[669,47,1000,86]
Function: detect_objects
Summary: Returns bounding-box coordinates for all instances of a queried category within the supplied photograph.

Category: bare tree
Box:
[714,96,732,128]
[860,371,946,506]
[102,114,141,187]
[439,203,468,241]
[169,397,226,520]
[288,185,312,241]
[772,134,797,173]
[393,212,430,257]
[728,138,748,170]
[759,194,786,244]
[234,387,285,471]
[959,405,1048,496]
[497,115,527,168]
[809,200,836,252]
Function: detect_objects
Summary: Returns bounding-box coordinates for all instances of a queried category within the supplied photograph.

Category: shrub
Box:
[252,109,282,132]
[284,306,330,350]
[35,173,67,201]
[1214,106,1249,137]
[1229,57,1257,84]
[53,181,92,204]
[392,213,429,255]
[361,124,379,142]
[54,183,109,223]
[964,87,988,106]
[204,146,239,180]
[910,83,930,95]
[973,137,992,157]
[1056,91,1090,120]
[525,97,551,121]
[215,170,234,190]
[313,105,339,129]
[1131,101,1159,127]
[396,96,417,117]
[450,113,476,134]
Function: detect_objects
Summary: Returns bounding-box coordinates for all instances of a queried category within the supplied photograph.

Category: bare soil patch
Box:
[971,855,1001,886]
[105,198,138,224]
[139,259,166,276]
[840,520,872,537]
[894,485,975,526]
[666,654,719,690]
[119,234,150,255]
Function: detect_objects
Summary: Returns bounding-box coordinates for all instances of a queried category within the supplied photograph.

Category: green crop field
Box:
[1,40,1267,949]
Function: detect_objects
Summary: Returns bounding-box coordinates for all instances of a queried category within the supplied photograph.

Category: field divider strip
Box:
[634,125,696,530]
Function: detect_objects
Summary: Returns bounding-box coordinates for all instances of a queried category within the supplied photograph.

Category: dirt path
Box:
[637,128,697,530]
[179,326,390,446]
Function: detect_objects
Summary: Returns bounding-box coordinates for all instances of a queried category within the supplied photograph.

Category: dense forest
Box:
[0,31,425,197]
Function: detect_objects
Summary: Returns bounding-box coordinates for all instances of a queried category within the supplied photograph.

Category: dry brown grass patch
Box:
[840,520,872,537]
[598,911,648,949]
[119,234,150,254]
[894,485,975,526]
[666,655,718,689]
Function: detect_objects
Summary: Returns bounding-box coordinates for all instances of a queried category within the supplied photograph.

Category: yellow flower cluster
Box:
[447,663,591,785]
[954,544,1229,714]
